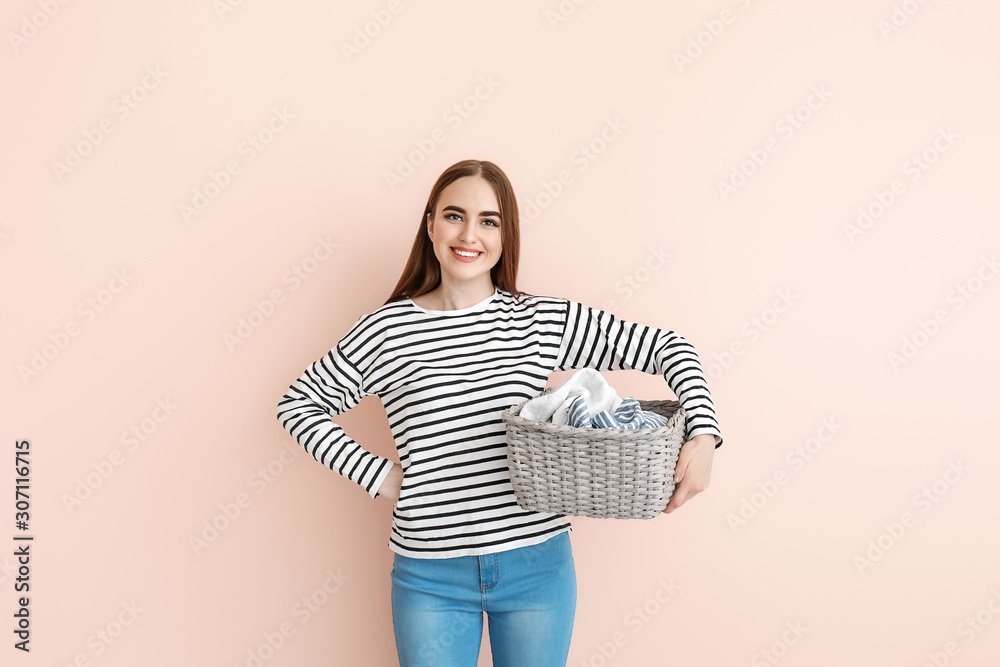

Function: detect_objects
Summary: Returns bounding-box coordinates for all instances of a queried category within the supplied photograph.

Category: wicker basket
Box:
[501,389,687,519]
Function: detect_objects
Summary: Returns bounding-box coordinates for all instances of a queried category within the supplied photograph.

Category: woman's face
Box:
[427,176,503,288]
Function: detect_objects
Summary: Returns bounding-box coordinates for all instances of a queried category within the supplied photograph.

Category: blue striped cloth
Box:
[565,395,670,430]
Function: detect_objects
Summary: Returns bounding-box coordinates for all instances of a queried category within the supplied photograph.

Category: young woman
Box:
[276,159,723,666]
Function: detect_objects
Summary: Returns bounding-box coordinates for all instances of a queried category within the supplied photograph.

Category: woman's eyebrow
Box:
[442,205,501,218]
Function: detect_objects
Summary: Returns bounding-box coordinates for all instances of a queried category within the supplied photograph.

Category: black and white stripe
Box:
[276,288,723,559]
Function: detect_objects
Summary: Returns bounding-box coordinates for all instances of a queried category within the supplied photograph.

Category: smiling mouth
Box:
[451,247,483,258]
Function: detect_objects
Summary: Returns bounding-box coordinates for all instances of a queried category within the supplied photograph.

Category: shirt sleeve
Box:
[554,299,724,448]
[276,341,394,498]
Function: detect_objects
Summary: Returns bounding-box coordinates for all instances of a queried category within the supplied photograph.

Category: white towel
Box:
[520,368,623,425]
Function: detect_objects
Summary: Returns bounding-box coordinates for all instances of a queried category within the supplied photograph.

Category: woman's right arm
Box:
[276,341,395,499]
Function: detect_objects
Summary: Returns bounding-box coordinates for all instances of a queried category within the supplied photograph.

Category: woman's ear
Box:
[426,212,433,237]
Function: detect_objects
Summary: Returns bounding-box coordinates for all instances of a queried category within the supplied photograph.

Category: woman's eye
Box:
[446,213,462,221]
[483,219,499,227]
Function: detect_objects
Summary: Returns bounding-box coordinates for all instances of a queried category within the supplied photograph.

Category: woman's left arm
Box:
[553,299,724,512]
[554,298,724,447]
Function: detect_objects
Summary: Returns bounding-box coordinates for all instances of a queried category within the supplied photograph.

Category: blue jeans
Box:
[390,531,577,666]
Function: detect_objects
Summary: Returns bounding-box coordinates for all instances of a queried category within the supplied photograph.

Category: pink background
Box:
[4,1,999,665]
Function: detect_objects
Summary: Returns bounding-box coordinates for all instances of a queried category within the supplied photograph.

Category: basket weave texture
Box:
[501,391,686,520]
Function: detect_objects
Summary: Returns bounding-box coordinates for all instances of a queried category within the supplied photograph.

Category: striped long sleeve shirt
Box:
[276,287,723,559]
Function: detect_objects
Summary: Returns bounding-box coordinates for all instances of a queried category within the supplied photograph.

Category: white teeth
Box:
[453,248,480,257]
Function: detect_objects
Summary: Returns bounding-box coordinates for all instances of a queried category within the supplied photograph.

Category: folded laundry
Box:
[520,368,622,425]
[521,368,670,430]
[565,394,670,430]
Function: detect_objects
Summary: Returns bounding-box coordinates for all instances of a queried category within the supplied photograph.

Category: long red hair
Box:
[383,159,532,305]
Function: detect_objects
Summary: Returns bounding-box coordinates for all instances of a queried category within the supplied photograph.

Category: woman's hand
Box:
[662,434,717,514]
[377,463,404,501]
